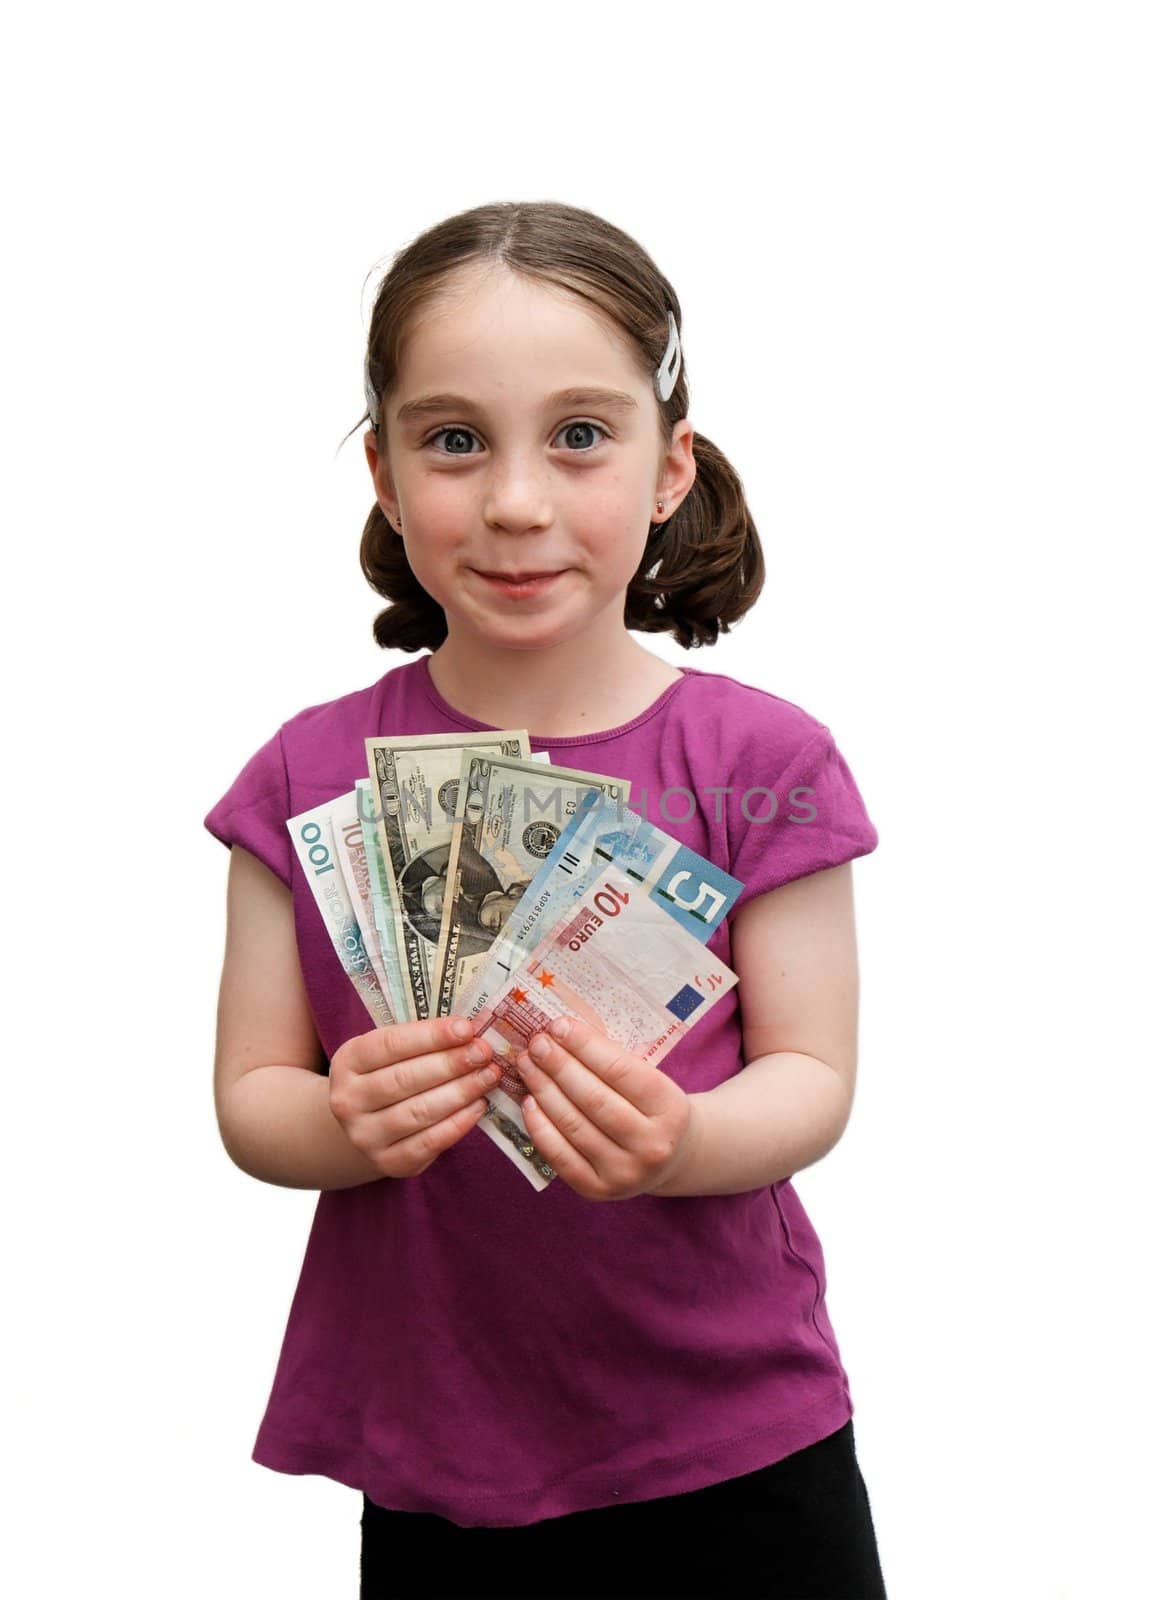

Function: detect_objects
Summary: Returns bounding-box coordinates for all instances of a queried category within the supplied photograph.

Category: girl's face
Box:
[364,265,696,655]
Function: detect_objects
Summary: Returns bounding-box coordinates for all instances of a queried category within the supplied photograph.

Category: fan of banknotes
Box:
[286,733,744,1192]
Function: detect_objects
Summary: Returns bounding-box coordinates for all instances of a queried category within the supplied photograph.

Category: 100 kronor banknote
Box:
[286,797,394,1027]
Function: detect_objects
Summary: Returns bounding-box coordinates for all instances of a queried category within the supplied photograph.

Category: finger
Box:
[382,1031,494,1103]
[512,1043,633,1171]
[366,1051,501,1143]
[523,1015,664,1124]
[380,1092,494,1176]
[350,1015,475,1072]
[514,1052,628,1179]
[344,1019,489,1119]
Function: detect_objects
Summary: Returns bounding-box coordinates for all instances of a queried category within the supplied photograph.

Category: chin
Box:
[495,622,577,650]
[445,578,621,648]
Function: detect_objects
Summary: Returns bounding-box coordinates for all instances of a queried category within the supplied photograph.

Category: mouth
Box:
[471,569,568,596]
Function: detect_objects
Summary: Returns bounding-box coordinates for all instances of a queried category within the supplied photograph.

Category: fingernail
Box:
[551,1016,572,1041]
[451,1019,472,1040]
[530,1035,550,1061]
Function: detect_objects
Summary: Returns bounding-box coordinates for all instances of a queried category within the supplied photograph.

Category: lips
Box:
[476,570,563,581]
[471,568,568,599]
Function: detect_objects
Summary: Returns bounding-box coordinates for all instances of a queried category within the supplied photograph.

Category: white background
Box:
[4,3,1161,1595]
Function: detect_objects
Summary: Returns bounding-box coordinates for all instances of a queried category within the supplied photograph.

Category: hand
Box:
[512,1015,700,1201]
[328,1016,501,1179]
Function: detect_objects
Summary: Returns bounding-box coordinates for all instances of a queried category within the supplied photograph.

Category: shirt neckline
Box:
[414,654,694,747]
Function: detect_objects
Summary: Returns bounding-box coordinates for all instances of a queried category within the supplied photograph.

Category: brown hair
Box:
[355,201,764,652]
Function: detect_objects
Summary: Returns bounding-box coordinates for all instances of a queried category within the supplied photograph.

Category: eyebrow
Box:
[395,386,639,427]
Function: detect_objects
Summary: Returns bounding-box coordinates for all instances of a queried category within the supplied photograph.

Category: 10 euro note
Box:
[453,862,739,1192]
[286,795,394,1027]
[431,750,631,1018]
[456,788,743,1023]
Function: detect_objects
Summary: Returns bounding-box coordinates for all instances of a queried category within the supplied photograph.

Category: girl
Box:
[206,200,887,1599]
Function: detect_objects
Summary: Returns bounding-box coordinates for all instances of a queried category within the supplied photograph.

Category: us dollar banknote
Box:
[364,732,531,1021]
[430,752,631,1018]
[456,788,743,1022]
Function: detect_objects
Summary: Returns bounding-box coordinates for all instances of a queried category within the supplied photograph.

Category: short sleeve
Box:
[727,726,878,916]
[203,727,294,889]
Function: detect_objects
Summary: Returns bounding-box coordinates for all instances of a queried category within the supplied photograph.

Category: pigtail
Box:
[359,504,448,652]
[625,432,765,647]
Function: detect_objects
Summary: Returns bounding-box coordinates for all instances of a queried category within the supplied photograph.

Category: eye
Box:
[423,420,612,455]
[425,426,481,456]
[553,420,610,451]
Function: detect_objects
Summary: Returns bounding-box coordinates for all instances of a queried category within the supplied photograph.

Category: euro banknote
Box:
[456,787,742,1022]
[453,862,739,1192]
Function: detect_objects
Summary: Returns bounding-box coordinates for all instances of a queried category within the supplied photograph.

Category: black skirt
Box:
[358,1419,887,1599]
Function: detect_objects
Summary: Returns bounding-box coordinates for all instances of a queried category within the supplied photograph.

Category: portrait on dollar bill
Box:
[404,832,531,959]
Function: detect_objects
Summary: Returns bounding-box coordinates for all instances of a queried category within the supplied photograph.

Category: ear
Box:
[363,429,402,531]
[657,418,698,511]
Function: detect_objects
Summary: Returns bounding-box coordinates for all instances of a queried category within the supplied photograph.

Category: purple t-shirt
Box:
[204,653,878,1528]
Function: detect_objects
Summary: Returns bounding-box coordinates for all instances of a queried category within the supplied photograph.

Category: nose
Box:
[481,454,554,534]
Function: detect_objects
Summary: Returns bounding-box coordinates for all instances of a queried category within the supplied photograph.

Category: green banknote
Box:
[431,751,630,1018]
[364,732,530,1021]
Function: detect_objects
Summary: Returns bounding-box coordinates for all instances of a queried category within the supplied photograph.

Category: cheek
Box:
[396,488,464,577]
[572,483,651,554]
[405,480,466,537]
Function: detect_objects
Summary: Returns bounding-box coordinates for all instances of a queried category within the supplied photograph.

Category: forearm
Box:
[220,1064,385,1191]
[651,1051,853,1198]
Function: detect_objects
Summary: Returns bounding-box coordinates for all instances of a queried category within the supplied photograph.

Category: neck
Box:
[427,609,677,739]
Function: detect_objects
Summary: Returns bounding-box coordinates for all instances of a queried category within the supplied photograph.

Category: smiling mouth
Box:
[471,568,568,599]
[474,569,565,581]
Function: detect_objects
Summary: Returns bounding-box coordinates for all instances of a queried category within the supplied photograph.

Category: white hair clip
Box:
[655,311,682,403]
[364,350,380,428]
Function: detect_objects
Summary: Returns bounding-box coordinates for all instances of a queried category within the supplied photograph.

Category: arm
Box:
[214,844,385,1191]
[649,862,862,1198]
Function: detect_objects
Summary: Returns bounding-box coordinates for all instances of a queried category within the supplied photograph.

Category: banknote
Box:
[286,797,394,1027]
[455,862,739,1191]
[455,788,743,1022]
[356,778,410,1024]
[431,752,632,1018]
[333,788,394,1013]
[364,732,531,1021]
